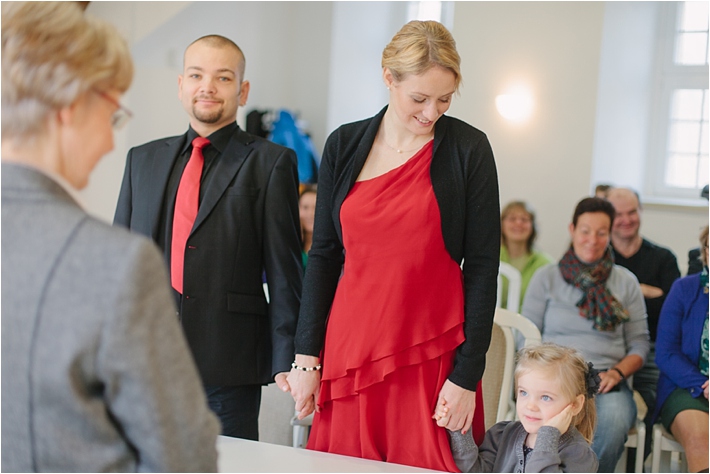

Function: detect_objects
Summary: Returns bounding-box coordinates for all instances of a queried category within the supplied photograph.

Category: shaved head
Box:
[185,35,245,81]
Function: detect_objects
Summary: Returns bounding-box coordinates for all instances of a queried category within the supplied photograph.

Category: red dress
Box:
[307,141,485,471]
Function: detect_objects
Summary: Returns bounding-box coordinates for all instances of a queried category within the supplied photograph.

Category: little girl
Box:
[445,343,600,473]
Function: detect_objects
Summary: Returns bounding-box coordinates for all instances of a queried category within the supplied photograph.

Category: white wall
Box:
[591,2,658,194]
[83,1,335,222]
[449,1,606,261]
[326,2,408,132]
[84,1,707,274]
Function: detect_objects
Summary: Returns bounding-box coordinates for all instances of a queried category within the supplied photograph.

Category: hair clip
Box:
[585,362,601,399]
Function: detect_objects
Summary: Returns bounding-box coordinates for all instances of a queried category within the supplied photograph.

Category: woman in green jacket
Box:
[500,201,552,310]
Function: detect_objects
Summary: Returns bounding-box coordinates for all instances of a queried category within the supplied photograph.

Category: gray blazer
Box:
[1,163,220,472]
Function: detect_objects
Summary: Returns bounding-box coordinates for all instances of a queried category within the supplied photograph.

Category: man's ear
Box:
[178,75,184,101]
[238,80,250,107]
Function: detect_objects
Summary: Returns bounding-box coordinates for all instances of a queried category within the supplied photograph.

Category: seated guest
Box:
[499,201,552,310]
[594,183,612,198]
[606,187,680,456]
[1,2,220,471]
[688,185,709,275]
[522,197,650,473]
[299,184,317,270]
[448,343,599,473]
[654,226,709,473]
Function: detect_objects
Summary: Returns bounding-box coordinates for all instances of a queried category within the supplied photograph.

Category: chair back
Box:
[482,307,542,428]
[497,262,522,313]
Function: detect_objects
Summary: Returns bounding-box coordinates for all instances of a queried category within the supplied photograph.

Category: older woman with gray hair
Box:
[1,3,220,471]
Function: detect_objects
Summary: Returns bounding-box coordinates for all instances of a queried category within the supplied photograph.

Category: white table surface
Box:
[217,436,437,472]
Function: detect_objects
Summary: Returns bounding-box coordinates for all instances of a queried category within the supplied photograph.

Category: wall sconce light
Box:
[495,86,534,122]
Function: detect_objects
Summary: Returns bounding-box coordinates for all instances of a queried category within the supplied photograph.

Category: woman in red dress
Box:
[287,20,500,472]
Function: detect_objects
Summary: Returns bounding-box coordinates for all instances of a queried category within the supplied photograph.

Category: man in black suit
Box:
[114,35,302,440]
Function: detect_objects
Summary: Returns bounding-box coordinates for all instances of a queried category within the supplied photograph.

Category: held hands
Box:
[702,380,709,400]
[285,355,321,420]
[598,369,622,394]
[432,379,476,434]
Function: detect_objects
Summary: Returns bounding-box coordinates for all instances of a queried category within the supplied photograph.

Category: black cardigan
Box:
[294,106,500,391]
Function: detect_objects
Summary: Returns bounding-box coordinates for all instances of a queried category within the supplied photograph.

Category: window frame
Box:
[646,1,709,204]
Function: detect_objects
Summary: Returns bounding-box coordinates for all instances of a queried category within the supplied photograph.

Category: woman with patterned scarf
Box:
[522,197,650,472]
[653,226,709,473]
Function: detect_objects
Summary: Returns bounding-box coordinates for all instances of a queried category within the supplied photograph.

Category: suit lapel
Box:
[147,136,184,240]
[192,128,252,233]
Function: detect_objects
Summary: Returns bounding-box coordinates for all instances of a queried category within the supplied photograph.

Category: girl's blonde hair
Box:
[514,343,597,443]
[381,20,461,92]
[2,2,133,140]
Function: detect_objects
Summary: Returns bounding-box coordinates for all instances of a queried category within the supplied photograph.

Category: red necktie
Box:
[171,136,210,293]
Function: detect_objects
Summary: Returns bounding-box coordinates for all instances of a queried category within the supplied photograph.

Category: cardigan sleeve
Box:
[450,422,508,473]
[527,427,598,473]
[293,129,346,356]
[448,132,501,391]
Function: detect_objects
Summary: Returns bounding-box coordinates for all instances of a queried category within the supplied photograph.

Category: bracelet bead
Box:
[291,362,322,372]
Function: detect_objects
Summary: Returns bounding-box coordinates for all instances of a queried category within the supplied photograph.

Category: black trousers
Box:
[204,384,262,440]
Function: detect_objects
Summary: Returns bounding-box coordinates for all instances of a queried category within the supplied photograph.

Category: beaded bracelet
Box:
[291,362,322,372]
[611,367,626,381]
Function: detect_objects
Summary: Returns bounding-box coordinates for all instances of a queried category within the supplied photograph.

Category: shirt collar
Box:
[183,121,239,155]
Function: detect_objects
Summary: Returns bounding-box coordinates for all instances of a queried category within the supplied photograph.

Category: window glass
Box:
[675,1,709,65]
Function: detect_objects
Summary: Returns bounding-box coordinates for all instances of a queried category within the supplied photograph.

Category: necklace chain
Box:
[383,137,431,154]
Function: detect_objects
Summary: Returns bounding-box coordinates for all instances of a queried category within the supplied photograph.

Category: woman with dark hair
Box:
[298,184,317,270]
[499,201,552,309]
[522,197,650,472]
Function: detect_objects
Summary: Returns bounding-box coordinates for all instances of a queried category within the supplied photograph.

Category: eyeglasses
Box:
[93,89,133,130]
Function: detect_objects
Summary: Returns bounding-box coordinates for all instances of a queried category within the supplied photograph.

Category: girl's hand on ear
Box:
[544,404,574,435]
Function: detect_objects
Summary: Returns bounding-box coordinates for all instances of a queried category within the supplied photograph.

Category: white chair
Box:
[497,262,522,313]
[615,417,646,473]
[612,389,647,473]
[291,412,313,448]
[259,383,296,447]
[482,307,542,426]
[651,423,687,473]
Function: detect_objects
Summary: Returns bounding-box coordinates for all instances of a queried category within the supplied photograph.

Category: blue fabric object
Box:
[653,272,709,422]
[268,109,319,183]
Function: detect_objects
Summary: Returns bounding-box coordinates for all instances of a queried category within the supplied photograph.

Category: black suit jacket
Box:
[114,125,302,386]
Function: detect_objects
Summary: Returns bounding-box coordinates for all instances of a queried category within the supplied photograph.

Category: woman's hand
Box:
[432,379,476,434]
[598,369,623,394]
[702,380,709,399]
[544,404,574,435]
[286,355,321,419]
